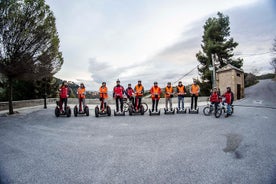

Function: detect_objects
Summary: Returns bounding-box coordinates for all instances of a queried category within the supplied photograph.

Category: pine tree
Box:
[196,12,243,88]
[0,0,63,114]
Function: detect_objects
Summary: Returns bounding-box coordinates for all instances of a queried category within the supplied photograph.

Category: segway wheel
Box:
[203,106,211,116]
[95,106,99,117]
[215,108,222,118]
[129,106,133,116]
[85,106,89,116]
[140,105,144,115]
[55,107,60,117]
[107,106,111,116]
[74,106,78,117]
[164,108,167,114]
[149,109,152,116]
[196,108,199,114]
[231,105,234,115]
[114,110,117,116]
[66,107,71,117]
[158,110,160,115]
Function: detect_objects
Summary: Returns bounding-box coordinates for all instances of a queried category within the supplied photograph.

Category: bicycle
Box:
[203,98,222,118]
[123,97,148,113]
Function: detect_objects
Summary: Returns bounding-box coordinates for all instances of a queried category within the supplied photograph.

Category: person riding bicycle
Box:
[134,80,144,111]
[177,81,186,110]
[59,81,70,113]
[223,87,234,117]
[99,82,108,110]
[209,87,220,113]
[165,82,174,111]
[125,83,135,106]
[190,79,200,110]
[150,82,162,112]
[113,79,125,112]
[77,83,86,112]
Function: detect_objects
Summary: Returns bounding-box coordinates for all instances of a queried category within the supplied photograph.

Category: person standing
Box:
[125,83,135,106]
[99,82,108,110]
[165,82,174,111]
[59,81,70,113]
[113,79,125,112]
[223,87,234,117]
[176,81,186,110]
[190,80,200,110]
[134,80,144,110]
[77,83,86,112]
[150,82,162,112]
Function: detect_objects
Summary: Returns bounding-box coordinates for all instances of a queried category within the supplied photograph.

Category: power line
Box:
[235,51,273,57]
[172,65,199,85]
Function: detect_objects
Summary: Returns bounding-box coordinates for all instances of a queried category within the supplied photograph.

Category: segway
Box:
[164,108,175,114]
[175,107,187,114]
[95,96,111,117]
[149,96,160,116]
[73,102,89,117]
[114,97,125,116]
[188,107,199,114]
[129,95,144,116]
[55,100,71,117]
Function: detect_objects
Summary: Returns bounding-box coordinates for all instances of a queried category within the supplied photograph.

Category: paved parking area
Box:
[0,80,275,184]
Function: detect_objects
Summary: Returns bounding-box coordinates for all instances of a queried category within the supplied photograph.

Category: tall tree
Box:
[196,12,243,89]
[0,0,63,114]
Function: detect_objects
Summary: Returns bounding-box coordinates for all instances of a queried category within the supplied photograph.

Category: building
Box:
[216,64,244,100]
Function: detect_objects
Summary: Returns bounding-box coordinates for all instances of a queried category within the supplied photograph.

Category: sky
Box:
[45,0,276,90]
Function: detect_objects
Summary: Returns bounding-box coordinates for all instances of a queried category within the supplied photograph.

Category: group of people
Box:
[209,86,234,117]
[58,79,233,117]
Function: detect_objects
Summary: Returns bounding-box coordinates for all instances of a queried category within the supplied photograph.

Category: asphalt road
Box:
[0,80,275,184]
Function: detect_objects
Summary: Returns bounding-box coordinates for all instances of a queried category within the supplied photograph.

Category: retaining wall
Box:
[0,97,209,111]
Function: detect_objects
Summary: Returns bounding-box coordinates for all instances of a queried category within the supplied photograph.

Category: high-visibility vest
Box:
[135,85,144,96]
[77,87,86,98]
[150,86,161,99]
[177,85,185,94]
[99,86,108,99]
[191,84,200,96]
[165,86,173,98]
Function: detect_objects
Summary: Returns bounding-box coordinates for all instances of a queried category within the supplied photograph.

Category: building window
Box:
[237,73,241,77]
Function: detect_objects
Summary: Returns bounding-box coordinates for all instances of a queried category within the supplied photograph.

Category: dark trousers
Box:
[152,98,159,111]
[134,97,142,109]
[191,95,198,109]
[129,97,135,107]
[59,98,67,112]
[211,102,219,112]
[116,97,123,112]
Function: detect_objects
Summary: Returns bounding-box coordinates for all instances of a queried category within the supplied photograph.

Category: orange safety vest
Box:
[135,85,144,96]
[177,85,185,94]
[150,86,161,99]
[77,87,86,98]
[165,86,173,98]
[191,84,200,96]
[99,86,108,99]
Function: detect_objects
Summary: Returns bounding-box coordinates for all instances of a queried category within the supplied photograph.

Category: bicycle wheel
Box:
[123,102,129,112]
[141,102,148,112]
[203,106,211,116]
[215,108,222,118]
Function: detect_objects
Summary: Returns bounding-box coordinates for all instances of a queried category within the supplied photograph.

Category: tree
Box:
[270,38,276,75]
[196,12,243,89]
[0,0,63,114]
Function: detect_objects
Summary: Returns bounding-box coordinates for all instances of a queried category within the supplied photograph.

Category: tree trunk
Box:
[8,77,14,114]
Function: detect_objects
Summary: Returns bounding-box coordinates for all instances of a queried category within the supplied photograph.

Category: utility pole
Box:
[211,54,216,89]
